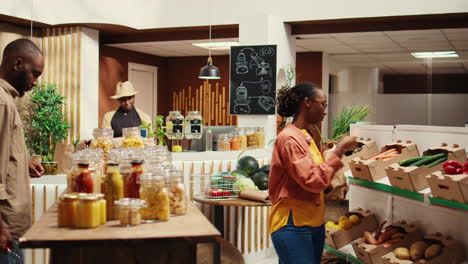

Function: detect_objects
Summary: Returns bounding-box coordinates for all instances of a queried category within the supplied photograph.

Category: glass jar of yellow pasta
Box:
[122,127,144,148]
[246,128,258,148]
[90,128,114,154]
[255,127,265,148]
[236,127,247,150]
[57,193,78,227]
[114,198,147,226]
[139,173,170,222]
[95,193,107,225]
[168,170,186,215]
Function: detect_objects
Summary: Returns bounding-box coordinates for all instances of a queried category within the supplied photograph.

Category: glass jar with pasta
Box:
[114,198,147,226]
[139,173,170,222]
[122,127,144,148]
[90,128,114,154]
[217,134,231,151]
[255,127,265,148]
[236,127,247,150]
[168,170,186,215]
[246,128,258,148]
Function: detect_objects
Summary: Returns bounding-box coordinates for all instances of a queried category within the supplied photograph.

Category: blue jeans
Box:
[271,213,325,264]
[0,240,24,264]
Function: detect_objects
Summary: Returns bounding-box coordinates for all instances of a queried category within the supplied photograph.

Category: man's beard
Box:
[17,71,29,97]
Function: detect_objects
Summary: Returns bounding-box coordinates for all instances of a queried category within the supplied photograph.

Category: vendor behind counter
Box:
[102,81,151,137]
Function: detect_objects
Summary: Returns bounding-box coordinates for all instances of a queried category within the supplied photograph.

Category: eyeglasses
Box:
[306,97,327,109]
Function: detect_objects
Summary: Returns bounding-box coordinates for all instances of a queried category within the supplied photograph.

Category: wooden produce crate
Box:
[352,221,423,264]
[349,141,420,182]
[325,208,378,249]
[342,138,380,171]
[427,171,468,203]
[386,144,466,192]
[381,232,465,264]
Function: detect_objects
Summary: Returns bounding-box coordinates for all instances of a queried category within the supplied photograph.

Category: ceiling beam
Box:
[290,13,468,35]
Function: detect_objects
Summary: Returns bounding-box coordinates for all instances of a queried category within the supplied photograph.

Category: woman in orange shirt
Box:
[269,82,357,264]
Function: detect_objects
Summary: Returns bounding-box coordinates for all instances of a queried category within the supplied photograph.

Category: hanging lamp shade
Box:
[199,56,220,79]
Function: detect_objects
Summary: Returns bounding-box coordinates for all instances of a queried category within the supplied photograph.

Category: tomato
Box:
[443,160,462,169]
[464,161,468,169]
[444,165,457,175]
[456,168,463,174]
[73,172,94,193]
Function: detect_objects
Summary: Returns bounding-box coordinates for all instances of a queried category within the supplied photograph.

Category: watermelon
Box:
[231,170,248,178]
[259,165,270,175]
[252,172,269,190]
[237,156,259,177]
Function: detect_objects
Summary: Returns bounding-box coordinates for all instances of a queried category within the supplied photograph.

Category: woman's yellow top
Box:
[268,129,325,234]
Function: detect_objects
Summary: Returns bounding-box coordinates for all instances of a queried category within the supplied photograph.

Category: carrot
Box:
[374,220,387,240]
[368,148,398,160]
[382,238,403,248]
[375,154,399,160]
[363,231,379,245]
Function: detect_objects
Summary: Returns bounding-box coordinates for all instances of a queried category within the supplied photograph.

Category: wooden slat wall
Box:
[172,80,236,126]
[41,27,82,143]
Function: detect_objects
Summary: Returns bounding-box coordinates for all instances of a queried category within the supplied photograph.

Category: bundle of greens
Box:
[325,105,371,144]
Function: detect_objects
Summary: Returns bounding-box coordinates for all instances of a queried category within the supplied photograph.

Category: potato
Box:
[394,247,411,260]
[424,244,442,260]
[419,259,428,264]
[410,241,429,261]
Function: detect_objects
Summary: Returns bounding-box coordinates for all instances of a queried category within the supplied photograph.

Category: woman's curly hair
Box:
[277,82,319,117]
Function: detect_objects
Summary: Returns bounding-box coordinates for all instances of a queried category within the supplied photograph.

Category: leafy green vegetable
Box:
[140,115,167,146]
[324,105,371,144]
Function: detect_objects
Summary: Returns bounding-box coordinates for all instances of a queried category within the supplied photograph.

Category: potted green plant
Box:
[24,83,70,175]
[276,64,296,133]
[140,115,167,146]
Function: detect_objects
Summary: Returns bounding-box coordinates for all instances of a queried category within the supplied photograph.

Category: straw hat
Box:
[110,81,138,99]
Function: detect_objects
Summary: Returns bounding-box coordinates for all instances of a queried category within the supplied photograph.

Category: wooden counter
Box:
[20,202,220,248]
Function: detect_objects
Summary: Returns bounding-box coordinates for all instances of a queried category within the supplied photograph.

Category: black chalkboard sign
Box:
[229,45,277,115]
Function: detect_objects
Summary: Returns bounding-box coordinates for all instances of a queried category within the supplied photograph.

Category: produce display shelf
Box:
[349,177,468,212]
[428,196,468,211]
[324,244,364,264]
[348,177,425,202]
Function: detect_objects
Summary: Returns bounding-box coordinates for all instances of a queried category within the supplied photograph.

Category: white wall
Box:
[329,64,468,127]
[1,0,468,29]
[79,27,99,139]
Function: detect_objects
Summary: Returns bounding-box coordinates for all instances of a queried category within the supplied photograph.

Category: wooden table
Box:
[20,202,221,263]
[193,196,271,237]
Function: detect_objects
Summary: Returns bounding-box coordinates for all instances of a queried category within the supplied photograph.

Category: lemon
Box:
[337,222,344,230]
[349,214,361,225]
[325,221,335,229]
[172,145,182,152]
[338,216,348,223]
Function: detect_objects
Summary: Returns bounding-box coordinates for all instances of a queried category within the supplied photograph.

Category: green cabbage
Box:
[234,177,258,192]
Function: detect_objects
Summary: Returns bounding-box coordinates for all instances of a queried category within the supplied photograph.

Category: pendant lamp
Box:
[199,25,221,79]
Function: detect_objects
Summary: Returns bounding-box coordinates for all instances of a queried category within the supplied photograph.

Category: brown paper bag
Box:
[239,190,270,203]
[54,143,75,174]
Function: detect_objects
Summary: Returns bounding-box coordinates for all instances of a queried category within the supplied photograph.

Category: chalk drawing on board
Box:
[260,80,272,94]
[233,77,264,114]
[236,52,249,74]
[256,62,271,77]
[248,95,275,112]
[259,47,275,57]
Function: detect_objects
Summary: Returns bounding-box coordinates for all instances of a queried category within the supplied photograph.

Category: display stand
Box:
[327,124,468,263]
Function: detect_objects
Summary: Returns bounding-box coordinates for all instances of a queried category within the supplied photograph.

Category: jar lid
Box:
[131,160,144,165]
[188,111,200,115]
[107,162,119,166]
[95,193,105,199]
[60,193,78,200]
[114,198,147,208]
[78,194,98,201]
[77,163,89,167]
[169,111,181,115]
